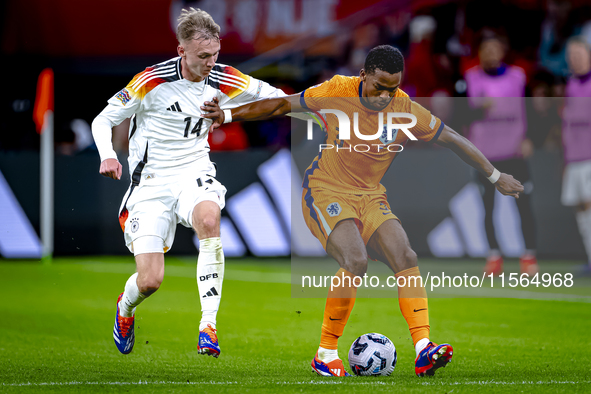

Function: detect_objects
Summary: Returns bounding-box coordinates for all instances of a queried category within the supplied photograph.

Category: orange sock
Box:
[319,268,358,350]
[396,266,430,346]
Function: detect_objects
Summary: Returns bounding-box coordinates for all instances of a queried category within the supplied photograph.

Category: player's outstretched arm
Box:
[201,93,304,129]
[435,125,524,199]
[92,114,123,180]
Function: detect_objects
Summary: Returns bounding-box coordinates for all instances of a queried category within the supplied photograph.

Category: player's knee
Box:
[343,251,368,276]
[400,247,418,271]
[195,215,220,237]
[201,216,218,231]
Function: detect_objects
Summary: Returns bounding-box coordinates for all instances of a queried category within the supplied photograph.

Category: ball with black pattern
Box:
[348,333,397,376]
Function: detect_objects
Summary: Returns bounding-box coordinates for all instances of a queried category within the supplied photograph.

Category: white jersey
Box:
[95,57,285,185]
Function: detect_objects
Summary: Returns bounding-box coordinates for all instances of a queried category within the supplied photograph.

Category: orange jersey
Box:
[301,75,444,194]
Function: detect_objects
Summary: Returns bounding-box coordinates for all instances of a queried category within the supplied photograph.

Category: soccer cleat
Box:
[484,255,503,276]
[520,255,539,276]
[198,324,220,357]
[415,342,453,377]
[113,293,135,354]
[311,353,351,377]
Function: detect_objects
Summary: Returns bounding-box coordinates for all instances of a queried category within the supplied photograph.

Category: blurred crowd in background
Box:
[0,0,590,154]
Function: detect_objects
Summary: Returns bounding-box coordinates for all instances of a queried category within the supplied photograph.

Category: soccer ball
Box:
[348,333,397,376]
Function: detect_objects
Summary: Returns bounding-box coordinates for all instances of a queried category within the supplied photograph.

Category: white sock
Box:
[415,337,430,358]
[576,209,591,263]
[119,272,146,318]
[317,346,339,363]
[197,237,224,331]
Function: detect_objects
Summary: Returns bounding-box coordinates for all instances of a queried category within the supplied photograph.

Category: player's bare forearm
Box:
[201,94,303,127]
[233,96,297,121]
[435,125,524,198]
[435,125,493,177]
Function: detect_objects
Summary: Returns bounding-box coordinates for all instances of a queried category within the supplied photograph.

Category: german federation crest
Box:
[130,218,139,233]
[379,125,399,145]
[326,202,341,217]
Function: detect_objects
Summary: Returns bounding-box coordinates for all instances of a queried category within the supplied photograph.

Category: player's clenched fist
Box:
[99,158,122,180]
[494,173,524,199]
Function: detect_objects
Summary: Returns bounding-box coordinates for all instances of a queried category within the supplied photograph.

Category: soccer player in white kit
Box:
[91,8,288,356]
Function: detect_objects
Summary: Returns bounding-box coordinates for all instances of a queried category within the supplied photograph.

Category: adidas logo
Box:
[330,368,341,375]
[166,101,182,112]
[203,287,219,298]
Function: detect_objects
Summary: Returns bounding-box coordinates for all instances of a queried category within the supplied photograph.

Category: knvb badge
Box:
[326,202,341,217]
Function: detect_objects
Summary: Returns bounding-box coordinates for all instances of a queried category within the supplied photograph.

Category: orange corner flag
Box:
[33,68,54,134]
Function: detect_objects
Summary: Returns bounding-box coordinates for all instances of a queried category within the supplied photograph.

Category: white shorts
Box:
[561,160,591,206]
[118,174,226,254]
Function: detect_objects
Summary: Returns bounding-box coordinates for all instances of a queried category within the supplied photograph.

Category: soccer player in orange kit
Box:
[202,45,524,377]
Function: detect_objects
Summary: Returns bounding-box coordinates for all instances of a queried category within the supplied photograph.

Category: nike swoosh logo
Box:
[329,317,341,321]
[414,308,427,312]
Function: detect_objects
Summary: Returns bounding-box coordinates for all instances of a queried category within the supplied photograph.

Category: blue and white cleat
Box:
[311,353,351,377]
[198,324,220,357]
[415,342,453,377]
[113,293,135,354]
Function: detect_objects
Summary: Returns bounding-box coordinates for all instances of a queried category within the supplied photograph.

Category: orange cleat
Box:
[311,353,351,377]
[198,324,220,357]
[113,293,135,354]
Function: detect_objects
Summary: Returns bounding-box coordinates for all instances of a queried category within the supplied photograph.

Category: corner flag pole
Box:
[33,68,54,261]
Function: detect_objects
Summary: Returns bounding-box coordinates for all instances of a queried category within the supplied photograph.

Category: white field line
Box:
[2,380,590,387]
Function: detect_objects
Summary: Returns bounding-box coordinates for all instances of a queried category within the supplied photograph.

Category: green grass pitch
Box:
[1,257,590,393]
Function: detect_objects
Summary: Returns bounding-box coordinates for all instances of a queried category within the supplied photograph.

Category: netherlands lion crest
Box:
[326,202,341,217]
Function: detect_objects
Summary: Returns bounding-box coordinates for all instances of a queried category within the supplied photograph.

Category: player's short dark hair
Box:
[364,45,404,75]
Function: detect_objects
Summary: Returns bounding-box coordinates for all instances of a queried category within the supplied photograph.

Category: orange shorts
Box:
[301,187,399,250]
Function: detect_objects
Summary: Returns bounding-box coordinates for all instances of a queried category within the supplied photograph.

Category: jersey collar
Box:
[177,57,183,80]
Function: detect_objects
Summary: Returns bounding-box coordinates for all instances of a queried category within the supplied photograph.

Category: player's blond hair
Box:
[176,7,220,44]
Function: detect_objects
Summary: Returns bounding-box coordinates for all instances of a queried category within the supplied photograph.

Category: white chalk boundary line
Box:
[2,380,590,387]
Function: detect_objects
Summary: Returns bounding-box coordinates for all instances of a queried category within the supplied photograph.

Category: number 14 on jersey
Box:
[183,117,204,138]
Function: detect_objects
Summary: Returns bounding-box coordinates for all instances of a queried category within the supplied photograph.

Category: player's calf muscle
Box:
[135,254,164,295]
[138,281,161,296]
[136,268,163,294]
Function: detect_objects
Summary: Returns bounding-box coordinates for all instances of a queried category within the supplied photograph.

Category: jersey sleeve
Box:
[93,67,162,161]
[213,65,286,109]
[409,100,445,142]
[100,71,147,125]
